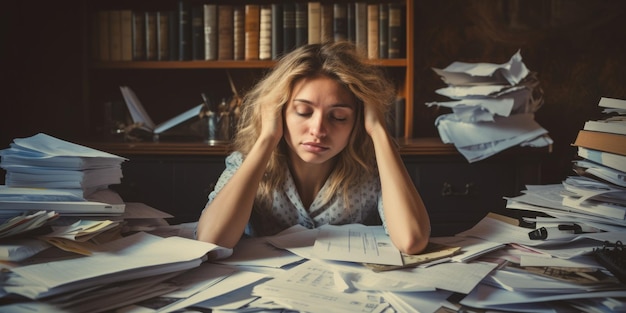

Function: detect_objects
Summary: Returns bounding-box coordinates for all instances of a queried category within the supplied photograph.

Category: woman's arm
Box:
[364,104,431,255]
[197,102,283,248]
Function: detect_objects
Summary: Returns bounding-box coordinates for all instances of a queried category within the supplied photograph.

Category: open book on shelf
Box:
[119,86,204,135]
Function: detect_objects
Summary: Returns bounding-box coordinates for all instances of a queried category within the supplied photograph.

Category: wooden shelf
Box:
[92,58,408,69]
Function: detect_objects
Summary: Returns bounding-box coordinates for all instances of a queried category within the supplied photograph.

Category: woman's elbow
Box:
[394,232,430,255]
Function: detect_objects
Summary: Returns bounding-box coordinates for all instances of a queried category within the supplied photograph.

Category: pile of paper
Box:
[0,133,126,196]
[0,133,128,239]
[0,232,230,312]
[505,98,626,232]
[427,50,552,162]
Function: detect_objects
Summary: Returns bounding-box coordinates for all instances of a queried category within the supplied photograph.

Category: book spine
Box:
[191,6,204,60]
[204,4,217,61]
[574,130,626,156]
[599,97,626,110]
[157,11,169,61]
[131,11,145,61]
[218,5,234,60]
[388,2,403,58]
[307,2,321,44]
[354,2,367,55]
[245,4,260,60]
[378,4,388,59]
[283,3,296,53]
[347,3,355,43]
[178,0,191,61]
[120,10,133,61]
[320,3,333,43]
[271,3,283,59]
[259,5,272,60]
[294,2,308,47]
[98,11,111,61]
[145,12,158,61]
[367,4,379,59]
[578,147,626,173]
[233,5,245,60]
[584,120,626,135]
[333,3,347,42]
[168,11,179,61]
[109,10,122,61]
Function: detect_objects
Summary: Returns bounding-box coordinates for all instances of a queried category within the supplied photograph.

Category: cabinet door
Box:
[112,155,225,224]
[403,155,541,236]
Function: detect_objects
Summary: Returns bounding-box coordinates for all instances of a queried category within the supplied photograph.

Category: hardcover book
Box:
[144,12,158,61]
[191,6,205,60]
[233,5,245,60]
[295,2,308,47]
[388,2,403,58]
[378,4,389,59]
[320,3,333,43]
[178,0,192,60]
[574,130,626,157]
[259,5,272,60]
[157,12,170,61]
[168,10,179,60]
[283,2,296,53]
[120,10,133,61]
[347,2,355,42]
[307,2,321,44]
[245,4,260,60]
[218,5,234,60]
[271,3,284,59]
[354,2,368,55]
[203,4,217,60]
[367,4,379,59]
[131,11,145,61]
[333,3,347,42]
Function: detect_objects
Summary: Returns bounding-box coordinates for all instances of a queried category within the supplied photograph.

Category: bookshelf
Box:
[86,0,414,141]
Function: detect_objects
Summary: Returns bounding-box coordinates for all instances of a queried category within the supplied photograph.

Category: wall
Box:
[411,0,626,184]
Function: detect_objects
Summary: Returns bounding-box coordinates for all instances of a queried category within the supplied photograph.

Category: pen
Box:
[528,224,602,240]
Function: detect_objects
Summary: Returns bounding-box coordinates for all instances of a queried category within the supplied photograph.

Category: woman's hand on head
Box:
[363,100,386,137]
[259,100,284,145]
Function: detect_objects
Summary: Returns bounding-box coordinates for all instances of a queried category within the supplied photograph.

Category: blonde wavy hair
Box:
[233,41,396,208]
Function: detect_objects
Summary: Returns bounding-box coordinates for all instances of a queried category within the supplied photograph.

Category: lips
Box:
[301,142,329,153]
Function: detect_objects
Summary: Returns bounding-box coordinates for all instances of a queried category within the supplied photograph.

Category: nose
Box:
[309,114,327,138]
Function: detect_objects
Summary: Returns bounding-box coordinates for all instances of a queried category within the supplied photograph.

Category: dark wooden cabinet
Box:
[403,152,543,236]
[111,155,226,224]
[93,139,547,234]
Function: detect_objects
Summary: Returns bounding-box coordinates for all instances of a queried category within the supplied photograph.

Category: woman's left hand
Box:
[363,100,385,137]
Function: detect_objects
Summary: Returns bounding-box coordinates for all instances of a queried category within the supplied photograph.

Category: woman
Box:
[197,42,430,255]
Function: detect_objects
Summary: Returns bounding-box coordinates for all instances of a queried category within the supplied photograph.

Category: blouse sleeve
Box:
[206,151,244,206]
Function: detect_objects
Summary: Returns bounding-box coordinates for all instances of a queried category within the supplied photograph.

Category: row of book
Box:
[93,1,406,62]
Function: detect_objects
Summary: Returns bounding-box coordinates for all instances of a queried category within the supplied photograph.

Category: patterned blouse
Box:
[205,151,387,237]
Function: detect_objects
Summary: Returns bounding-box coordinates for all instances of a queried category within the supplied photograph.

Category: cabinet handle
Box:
[441,182,475,196]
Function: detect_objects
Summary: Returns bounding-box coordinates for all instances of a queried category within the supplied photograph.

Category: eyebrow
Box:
[292,98,355,109]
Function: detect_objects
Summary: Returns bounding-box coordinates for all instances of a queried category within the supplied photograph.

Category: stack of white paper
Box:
[0,134,128,233]
[0,133,126,195]
[427,50,552,162]
[0,232,230,311]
